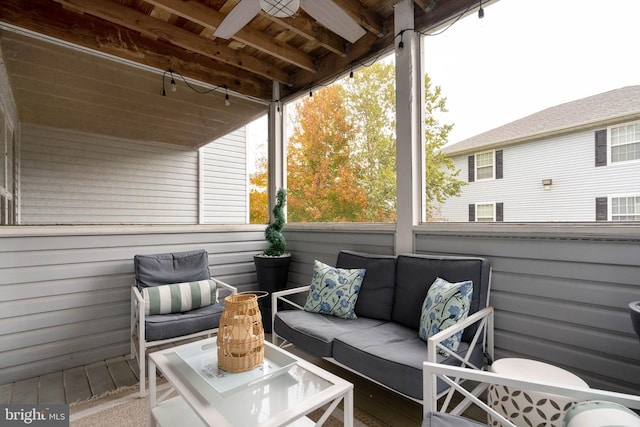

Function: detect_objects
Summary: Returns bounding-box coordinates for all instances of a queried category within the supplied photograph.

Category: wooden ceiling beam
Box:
[266,14,348,56]
[0,0,273,100]
[51,0,293,85]
[415,0,477,32]
[145,0,317,73]
[331,0,386,37]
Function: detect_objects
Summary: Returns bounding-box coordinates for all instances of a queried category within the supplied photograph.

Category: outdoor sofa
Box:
[271,250,493,401]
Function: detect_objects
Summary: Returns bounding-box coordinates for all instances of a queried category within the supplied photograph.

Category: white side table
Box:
[487,358,589,427]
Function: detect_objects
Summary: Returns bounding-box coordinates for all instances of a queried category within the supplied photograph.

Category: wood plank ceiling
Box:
[0,0,480,148]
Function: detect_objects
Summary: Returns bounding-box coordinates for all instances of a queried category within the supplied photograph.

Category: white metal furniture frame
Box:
[148,339,354,427]
[131,277,237,398]
[271,289,495,404]
[423,362,640,426]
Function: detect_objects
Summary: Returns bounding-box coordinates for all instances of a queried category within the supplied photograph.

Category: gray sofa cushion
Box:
[422,413,488,427]
[135,250,211,289]
[332,322,483,400]
[145,301,225,341]
[335,250,397,320]
[273,310,386,357]
[392,254,490,343]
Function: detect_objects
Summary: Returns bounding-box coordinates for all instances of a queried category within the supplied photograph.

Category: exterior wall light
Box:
[542,178,553,190]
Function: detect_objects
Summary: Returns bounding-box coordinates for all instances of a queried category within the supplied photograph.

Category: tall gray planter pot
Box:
[254,254,291,333]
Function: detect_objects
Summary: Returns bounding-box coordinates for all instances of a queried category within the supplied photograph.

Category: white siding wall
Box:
[201,127,247,224]
[440,127,640,221]
[21,124,199,224]
[0,225,266,384]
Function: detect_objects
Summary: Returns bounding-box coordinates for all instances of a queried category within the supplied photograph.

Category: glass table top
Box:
[158,339,337,426]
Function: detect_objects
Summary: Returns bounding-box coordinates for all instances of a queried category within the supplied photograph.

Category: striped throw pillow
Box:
[143,279,217,315]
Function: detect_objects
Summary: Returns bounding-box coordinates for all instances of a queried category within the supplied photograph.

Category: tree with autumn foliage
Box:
[250,60,464,223]
[249,150,268,224]
[287,85,367,222]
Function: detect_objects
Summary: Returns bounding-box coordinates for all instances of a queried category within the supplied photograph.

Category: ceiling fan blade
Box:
[300,0,366,44]
[214,0,262,39]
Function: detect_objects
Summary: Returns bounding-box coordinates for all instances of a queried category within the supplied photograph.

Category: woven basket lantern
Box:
[217,293,265,372]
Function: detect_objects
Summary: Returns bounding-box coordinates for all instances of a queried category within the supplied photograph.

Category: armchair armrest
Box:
[271,285,311,344]
[212,278,238,299]
[427,306,494,368]
[271,285,311,312]
[423,362,640,424]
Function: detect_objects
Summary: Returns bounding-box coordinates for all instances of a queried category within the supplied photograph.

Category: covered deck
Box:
[0,0,638,423]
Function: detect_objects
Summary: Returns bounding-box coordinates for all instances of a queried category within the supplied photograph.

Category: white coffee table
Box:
[148,338,354,427]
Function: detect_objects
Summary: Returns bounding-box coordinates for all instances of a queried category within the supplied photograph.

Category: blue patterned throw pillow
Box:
[303,260,366,319]
[418,277,473,354]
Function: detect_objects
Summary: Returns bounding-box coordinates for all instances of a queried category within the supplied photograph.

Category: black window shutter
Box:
[496,202,504,222]
[595,197,608,221]
[468,204,475,222]
[595,130,607,167]
[468,156,475,182]
[495,150,503,179]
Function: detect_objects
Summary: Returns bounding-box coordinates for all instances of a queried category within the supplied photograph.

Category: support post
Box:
[394,0,423,254]
[267,81,286,220]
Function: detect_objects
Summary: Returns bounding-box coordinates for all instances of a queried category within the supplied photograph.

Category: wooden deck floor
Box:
[0,355,139,406]
[0,340,432,426]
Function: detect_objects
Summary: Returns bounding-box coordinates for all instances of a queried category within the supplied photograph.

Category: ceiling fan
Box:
[214,0,367,44]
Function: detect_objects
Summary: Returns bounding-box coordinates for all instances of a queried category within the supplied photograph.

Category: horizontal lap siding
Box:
[442,130,640,222]
[0,226,266,384]
[20,124,198,224]
[202,128,247,224]
[283,225,395,289]
[415,231,640,394]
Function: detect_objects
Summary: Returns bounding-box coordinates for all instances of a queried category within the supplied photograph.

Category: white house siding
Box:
[201,127,247,224]
[439,127,640,222]
[20,124,199,224]
[0,225,266,384]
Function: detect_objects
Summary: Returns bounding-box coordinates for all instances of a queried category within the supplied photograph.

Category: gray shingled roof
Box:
[442,85,640,155]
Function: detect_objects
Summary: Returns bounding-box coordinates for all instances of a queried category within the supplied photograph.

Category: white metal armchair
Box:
[422,362,640,427]
[130,249,237,397]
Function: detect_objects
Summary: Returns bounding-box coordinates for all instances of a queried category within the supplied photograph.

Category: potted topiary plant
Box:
[254,187,291,333]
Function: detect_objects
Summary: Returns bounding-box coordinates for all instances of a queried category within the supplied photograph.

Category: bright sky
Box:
[425,0,640,144]
[248,0,640,167]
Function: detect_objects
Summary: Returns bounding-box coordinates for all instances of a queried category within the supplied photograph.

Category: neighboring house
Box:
[438,86,640,222]
[16,123,248,225]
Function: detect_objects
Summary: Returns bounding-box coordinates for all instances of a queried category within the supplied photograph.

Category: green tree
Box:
[343,62,397,222]
[287,85,367,222]
[422,74,466,221]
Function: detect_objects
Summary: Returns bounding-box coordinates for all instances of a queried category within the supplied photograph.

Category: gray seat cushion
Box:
[145,301,225,341]
[335,250,397,320]
[332,322,482,400]
[273,310,386,357]
[422,413,488,427]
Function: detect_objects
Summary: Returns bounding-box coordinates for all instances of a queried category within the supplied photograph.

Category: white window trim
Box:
[475,201,496,222]
[475,150,496,181]
[609,193,640,222]
[607,120,640,165]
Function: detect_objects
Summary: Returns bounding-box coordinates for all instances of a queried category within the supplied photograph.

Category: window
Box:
[476,203,495,222]
[469,202,504,222]
[611,195,640,221]
[610,122,640,163]
[476,152,494,180]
